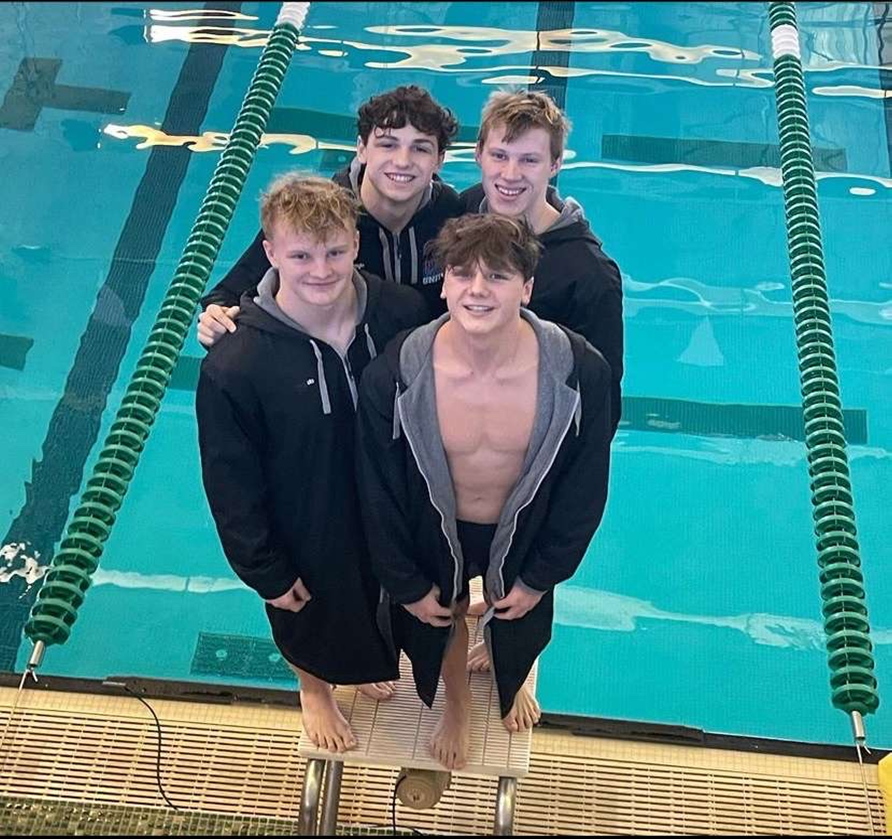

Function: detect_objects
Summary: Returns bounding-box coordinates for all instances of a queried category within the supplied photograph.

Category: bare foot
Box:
[467,598,489,617]
[430,689,471,770]
[300,685,357,753]
[502,685,540,733]
[357,681,397,701]
[466,641,491,673]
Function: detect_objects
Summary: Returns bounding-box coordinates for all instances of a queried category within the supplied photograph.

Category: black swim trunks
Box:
[456,519,496,602]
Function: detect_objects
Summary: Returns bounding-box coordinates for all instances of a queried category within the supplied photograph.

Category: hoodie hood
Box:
[330,159,463,313]
[387,308,583,606]
[544,193,586,234]
[397,309,574,389]
[248,266,368,336]
[335,157,438,216]
[465,183,600,247]
[240,267,376,415]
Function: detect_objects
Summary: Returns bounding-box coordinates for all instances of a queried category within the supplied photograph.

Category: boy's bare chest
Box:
[435,369,538,457]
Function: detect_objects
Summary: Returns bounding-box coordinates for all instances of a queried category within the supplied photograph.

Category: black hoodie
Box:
[196,269,428,684]
[201,159,464,319]
[356,310,612,716]
[461,184,624,434]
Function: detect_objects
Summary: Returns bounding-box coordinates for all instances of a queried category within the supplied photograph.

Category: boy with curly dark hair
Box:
[198,86,463,346]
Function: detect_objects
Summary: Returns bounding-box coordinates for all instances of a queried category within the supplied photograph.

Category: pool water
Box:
[1,1,890,748]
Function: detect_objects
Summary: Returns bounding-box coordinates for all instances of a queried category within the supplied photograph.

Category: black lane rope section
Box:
[529,1,575,107]
[876,3,892,175]
[0,2,242,670]
[529,1,575,189]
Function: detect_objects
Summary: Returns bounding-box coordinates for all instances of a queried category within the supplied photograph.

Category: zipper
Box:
[393,232,402,285]
[322,328,362,410]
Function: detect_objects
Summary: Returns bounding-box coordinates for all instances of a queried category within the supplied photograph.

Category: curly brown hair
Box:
[260,175,359,239]
[357,85,459,153]
[429,214,542,281]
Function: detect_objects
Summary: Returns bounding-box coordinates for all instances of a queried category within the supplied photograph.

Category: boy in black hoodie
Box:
[196,176,428,753]
[461,90,624,437]
[356,215,612,771]
[197,85,463,347]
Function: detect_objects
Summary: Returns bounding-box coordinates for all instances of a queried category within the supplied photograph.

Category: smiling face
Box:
[263,223,360,310]
[357,123,444,207]
[441,258,533,337]
[476,121,561,222]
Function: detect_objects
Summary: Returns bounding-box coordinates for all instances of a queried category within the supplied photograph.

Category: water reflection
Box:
[100,122,892,198]
[140,16,887,98]
[5,557,888,654]
[555,585,892,651]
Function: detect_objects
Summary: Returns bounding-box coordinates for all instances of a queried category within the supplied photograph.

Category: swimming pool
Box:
[1,1,889,749]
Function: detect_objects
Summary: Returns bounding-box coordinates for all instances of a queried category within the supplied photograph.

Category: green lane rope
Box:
[23,3,310,654]
[768,2,879,723]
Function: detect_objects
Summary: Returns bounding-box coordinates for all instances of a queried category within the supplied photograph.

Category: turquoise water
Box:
[1,2,890,748]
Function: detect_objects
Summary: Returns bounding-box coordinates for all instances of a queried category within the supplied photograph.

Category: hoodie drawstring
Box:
[392,381,401,440]
[364,323,378,360]
[309,339,332,415]
[408,226,419,285]
[377,226,420,287]
[574,388,583,436]
[378,229,395,283]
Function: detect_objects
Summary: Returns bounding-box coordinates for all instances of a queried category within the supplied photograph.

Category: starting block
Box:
[297,587,537,835]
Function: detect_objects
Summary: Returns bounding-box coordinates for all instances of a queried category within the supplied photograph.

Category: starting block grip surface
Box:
[298,582,537,778]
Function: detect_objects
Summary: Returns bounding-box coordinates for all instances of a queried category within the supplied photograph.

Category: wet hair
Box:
[357,85,459,153]
[429,214,542,281]
[260,175,358,240]
[477,89,571,161]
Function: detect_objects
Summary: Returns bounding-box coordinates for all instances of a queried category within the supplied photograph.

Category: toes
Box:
[359,682,396,701]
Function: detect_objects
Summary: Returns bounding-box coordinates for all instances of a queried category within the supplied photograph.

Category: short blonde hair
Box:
[477,90,571,162]
[260,175,359,240]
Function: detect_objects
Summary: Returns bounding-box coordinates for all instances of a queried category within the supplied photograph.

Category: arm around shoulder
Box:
[200,228,270,310]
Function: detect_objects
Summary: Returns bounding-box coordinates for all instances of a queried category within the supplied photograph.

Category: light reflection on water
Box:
[141,16,886,100]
